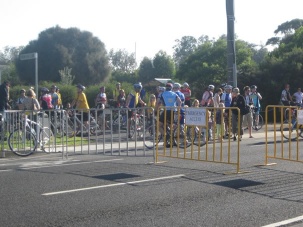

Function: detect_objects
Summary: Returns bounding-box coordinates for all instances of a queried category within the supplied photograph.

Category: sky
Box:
[1,0,303,63]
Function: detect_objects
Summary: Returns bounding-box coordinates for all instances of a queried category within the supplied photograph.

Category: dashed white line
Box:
[42,174,185,196]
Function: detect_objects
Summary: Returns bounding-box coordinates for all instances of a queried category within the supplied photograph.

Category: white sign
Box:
[20,53,37,60]
[185,107,207,126]
[297,110,303,124]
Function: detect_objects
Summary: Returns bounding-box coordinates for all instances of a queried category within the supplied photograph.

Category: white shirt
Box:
[293,91,303,103]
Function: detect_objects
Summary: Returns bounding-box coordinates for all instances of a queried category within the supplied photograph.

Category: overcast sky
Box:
[1,0,302,62]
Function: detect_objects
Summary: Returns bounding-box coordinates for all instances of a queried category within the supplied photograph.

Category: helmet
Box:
[76,84,85,90]
[159,87,165,92]
[208,84,215,90]
[133,83,142,90]
[220,83,227,88]
[40,87,49,93]
[51,85,57,89]
[224,85,233,90]
[166,83,173,88]
[183,82,189,87]
[173,83,181,89]
[251,85,257,89]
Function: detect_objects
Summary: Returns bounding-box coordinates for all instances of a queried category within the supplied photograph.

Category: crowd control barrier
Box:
[0,107,155,159]
[264,105,303,165]
[154,106,244,174]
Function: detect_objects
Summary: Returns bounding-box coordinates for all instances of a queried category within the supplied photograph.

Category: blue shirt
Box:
[160,91,178,107]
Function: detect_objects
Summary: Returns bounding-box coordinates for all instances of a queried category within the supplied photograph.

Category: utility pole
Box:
[226,0,237,87]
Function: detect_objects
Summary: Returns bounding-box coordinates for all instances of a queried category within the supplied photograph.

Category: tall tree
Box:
[138,57,154,84]
[153,51,175,79]
[109,49,136,73]
[173,36,198,67]
[15,26,110,85]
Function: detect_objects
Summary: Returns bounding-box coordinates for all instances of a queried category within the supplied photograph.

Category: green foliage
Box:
[59,67,75,85]
[15,26,110,85]
[109,49,137,73]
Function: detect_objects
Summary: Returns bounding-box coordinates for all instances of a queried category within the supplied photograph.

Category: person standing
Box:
[56,87,63,109]
[231,87,245,141]
[16,89,26,110]
[95,86,107,109]
[180,82,191,107]
[293,87,303,106]
[71,84,90,128]
[50,85,59,109]
[23,89,40,121]
[221,85,233,138]
[0,81,10,112]
[243,86,254,138]
[250,85,262,126]
[213,88,223,108]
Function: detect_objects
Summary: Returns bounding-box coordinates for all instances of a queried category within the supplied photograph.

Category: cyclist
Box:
[201,85,214,107]
[16,89,26,110]
[243,86,254,138]
[125,83,146,138]
[39,87,53,111]
[71,84,90,128]
[250,85,262,126]
[180,82,191,107]
[95,86,107,110]
[173,83,185,106]
[281,83,295,106]
[117,89,126,107]
[156,83,182,146]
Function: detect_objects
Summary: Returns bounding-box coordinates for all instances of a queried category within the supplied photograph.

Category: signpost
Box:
[20,52,38,96]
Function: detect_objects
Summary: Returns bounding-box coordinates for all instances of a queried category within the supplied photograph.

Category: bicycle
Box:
[143,111,193,149]
[8,113,55,156]
[68,109,102,137]
[280,108,303,140]
[252,109,263,131]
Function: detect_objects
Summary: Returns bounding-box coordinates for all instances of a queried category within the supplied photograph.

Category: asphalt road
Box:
[0,128,302,227]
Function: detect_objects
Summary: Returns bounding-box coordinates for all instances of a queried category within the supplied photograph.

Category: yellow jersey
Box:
[76,92,89,112]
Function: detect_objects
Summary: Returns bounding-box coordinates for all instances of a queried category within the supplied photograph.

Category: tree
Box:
[15,26,110,85]
[109,49,136,73]
[59,67,75,85]
[173,36,198,67]
[153,51,175,79]
[138,57,154,83]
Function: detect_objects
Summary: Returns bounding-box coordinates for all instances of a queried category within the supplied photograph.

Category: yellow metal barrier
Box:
[155,107,244,174]
[265,105,303,165]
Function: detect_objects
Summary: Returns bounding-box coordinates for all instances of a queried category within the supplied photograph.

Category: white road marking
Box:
[42,174,185,196]
[0,158,123,172]
[262,215,303,227]
[0,169,12,172]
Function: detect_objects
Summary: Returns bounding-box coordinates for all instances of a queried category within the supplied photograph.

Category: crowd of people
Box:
[1,80,303,143]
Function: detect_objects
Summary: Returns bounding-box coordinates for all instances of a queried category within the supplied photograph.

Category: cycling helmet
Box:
[159,87,165,92]
[251,85,257,89]
[173,83,181,89]
[224,85,233,90]
[40,87,49,93]
[183,82,189,87]
[220,83,227,88]
[76,84,85,90]
[208,84,215,90]
[133,83,142,90]
[51,85,57,89]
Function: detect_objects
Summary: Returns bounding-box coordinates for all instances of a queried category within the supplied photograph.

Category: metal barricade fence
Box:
[155,106,243,173]
[1,107,156,158]
[265,105,303,165]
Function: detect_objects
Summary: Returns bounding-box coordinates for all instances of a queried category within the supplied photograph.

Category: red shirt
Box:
[180,88,191,101]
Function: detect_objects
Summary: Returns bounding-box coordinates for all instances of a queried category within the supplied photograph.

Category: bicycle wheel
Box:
[39,127,55,152]
[280,120,298,141]
[253,114,263,131]
[193,127,206,147]
[143,125,162,149]
[8,129,37,156]
[173,125,193,148]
